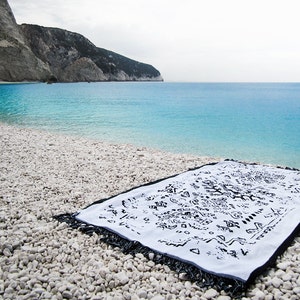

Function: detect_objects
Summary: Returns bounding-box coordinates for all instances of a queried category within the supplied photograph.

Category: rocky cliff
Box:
[0,0,162,82]
[0,0,51,82]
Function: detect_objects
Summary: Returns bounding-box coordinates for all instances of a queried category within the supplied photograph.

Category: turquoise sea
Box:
[0,82,300,168]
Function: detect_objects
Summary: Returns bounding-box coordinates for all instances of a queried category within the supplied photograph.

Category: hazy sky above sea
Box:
[9,0,300,82]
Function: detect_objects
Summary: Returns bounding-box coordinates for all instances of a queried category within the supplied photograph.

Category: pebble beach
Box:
[0,122,299,300]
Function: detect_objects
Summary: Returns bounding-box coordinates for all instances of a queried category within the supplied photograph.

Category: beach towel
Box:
[55,160,300,294]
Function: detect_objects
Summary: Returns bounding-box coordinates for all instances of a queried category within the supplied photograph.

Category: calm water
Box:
[1,82,300,168]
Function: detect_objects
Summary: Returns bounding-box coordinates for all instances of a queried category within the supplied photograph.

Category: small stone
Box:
[37,275,48,283]
[179,273,188,280]
[184,281,192,289]
[281,273,292,281]
[277,262,290,270]
[147,260,155,268]
[21,245,34,253]
[137,289,147,298]
[108,280,115,289]
[271,277,283,288]
[18,289,30,295]
[137,264,144,272]
[4,287,14,294]
[126,262,134,271]
[88,285,95,292]
[62,290,73,299]
[254,290,265,300]
[150,295,164,300]
[37,246,47,253]
[135,253,145,260]
[42,292,52,299]
[116,272,129,285]
[203,288,218,299]
[0,213,6,222]
[3,248,12,257]
[282,281,292,290]
[24,214,37,222]
[99,267,109,278]
[0,223,7,230]
[216,296,231,300]
[275,269,285,278]
[71,242,80,251]
[148,252,155,260]
[33,288,45,295]
[293,287,300,294]
[273,289,283,300]
[123,291,132,300]
[108,262,118,272]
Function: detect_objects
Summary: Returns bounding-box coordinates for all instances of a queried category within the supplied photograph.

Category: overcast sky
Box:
[9,0,300,82]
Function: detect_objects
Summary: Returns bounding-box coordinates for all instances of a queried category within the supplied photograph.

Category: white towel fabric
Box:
[76,161,300,282]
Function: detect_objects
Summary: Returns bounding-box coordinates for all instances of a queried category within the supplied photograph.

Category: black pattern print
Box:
[75,160,300,282]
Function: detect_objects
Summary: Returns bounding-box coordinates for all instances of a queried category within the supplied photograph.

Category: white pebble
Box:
[148,253,155,260]
[293,287,300,294]
[137,289,147,298]
[271,277,283,288]
[147,260,155,268]
[275,269,285,278]
[115,272,129,285]
[281,273,292,281]
[108,262,118,272]
[277,262,290,270]
[135,253,145,260]
[254,290,265,300]
[3,248,12,257]
[88,285,95,292]
[273,289,283,300]
[137,264,144,272]
[4,287,14,294]
[184,281,192,289]
[203,288,218,299]
[216,296,231,300]
[179,273,188,280]
[282,281,292,290]
[150,295,164,300]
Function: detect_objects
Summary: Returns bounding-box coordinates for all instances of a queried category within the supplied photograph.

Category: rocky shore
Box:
[0,123,299,299]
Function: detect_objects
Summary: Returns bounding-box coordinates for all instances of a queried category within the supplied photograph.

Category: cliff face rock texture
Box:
[0,0,51,81]
[0,0,162,82]
[20,24,162,82]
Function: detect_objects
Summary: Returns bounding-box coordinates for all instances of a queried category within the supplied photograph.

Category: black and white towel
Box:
[57,160,300,292]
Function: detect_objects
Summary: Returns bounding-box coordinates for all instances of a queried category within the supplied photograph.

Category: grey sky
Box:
[9,0,300,82]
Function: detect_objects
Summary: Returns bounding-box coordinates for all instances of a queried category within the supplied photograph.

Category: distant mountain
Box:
[0,0,163,83]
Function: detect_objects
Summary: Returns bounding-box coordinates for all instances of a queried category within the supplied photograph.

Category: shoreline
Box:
[1,82,299,170]
[0,123,299,299]
[0,81,40,85]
